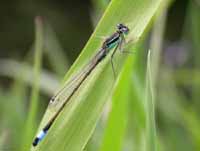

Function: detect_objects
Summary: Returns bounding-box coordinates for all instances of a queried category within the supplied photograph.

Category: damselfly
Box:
[32,23,130,147]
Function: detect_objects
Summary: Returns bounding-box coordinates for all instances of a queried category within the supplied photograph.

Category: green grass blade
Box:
[147,4,168,150]
[98,55,134,151]
[150,11,167,86]
[145,50,157,151]
[21,16,44,151]
[188,1,200,106]
[32,0,162,150]
[0,78,27,149]
[44,23,70,77]
[91,0,109,25]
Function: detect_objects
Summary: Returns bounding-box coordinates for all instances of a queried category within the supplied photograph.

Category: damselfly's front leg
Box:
[119,34,134,54]
[110,42,120,78]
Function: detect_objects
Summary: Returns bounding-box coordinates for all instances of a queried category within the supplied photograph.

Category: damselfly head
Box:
[117,23,129,34]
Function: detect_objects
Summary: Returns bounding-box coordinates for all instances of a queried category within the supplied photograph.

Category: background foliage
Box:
[0,0,199,151]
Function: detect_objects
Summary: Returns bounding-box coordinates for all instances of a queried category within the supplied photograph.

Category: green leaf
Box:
[145,50,157,151]
[32,0,162,150]
[21,16,44,151]
[98,55,134,151]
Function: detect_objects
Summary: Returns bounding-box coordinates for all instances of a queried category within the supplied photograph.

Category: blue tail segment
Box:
[32,119,52,146]
[32,130,47,146]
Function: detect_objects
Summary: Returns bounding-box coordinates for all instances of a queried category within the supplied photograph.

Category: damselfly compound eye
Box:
[117,23,129,34]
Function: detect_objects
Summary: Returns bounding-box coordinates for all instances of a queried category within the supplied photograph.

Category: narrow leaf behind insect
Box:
[98,55,134,151]
[145,50,157,151]
[32,0,162,150]
[22,16,44,151]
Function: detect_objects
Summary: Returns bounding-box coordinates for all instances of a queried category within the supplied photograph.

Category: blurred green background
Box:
[0,0,200,150]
